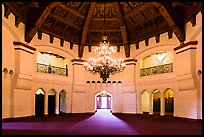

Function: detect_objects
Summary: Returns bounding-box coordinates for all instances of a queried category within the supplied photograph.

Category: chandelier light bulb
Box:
[83,36,125,81]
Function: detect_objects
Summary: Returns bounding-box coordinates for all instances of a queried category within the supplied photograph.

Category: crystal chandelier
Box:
[83,2,125,81]
[83,36,125,82]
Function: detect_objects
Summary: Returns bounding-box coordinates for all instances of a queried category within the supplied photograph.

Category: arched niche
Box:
[35,88,45,116]
[3,68,8,78]
[141,90,149,113]
[59,90,66,113]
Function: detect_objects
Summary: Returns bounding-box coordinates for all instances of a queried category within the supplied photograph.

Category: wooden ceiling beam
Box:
[172,2,193,8]
[85,43,123,46]
[78,2,96,58]
[88,29,121,32]
[113,2,130,57]
[32,2,40,8]
[25,2,60,43]
[150,2,185,42]
[3,2,27,23]
[4,5,11,19]
[130,23,170,44]
[91,18,118,21]
[183,2,202,24]
[59,3,85,19]
[127,14,162,30]
[124,3,147,19]
[39,27,76,44]
[49,13,81,30]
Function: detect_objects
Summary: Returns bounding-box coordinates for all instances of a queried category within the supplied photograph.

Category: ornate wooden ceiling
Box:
[3,2,202,58]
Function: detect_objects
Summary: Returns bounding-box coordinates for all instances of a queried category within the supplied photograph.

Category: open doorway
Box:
[48,89,56,115]
[35,88,45,117]
[165,88,174,116]
[153,89,161,115]
[95,90,112,113]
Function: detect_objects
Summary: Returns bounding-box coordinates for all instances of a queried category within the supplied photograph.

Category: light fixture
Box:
[83,2,125,82]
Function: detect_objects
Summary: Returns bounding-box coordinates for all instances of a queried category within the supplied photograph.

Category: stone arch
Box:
[8,70,14,78]
[35,88,45,95]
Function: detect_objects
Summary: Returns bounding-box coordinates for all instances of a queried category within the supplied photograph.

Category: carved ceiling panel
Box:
[2,2,202,57]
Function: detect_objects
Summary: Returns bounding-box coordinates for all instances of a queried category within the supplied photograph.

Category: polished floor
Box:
[2,109,202,135]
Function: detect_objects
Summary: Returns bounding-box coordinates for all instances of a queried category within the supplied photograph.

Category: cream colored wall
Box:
[72,50,136,113]
[134,12,202,119]
[2,4,73,118]
[2,4,202,119]
[191,12,202,119]
[2,72,12,119]
[2,5,23,118]
[134,38,178,114]
[32,79,72,114]
[2,14,16,118]
[173,12,202,119]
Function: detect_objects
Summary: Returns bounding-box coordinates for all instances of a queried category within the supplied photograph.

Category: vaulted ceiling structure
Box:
[3,2,202,58]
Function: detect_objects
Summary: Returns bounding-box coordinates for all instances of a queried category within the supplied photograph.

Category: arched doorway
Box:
[165,89,174,116]
[35,88,45,116]
[95,90,112,112]
[59,90,66,114]
[141,90,149,114]
[153,89,161,115]
[48,89,56,115]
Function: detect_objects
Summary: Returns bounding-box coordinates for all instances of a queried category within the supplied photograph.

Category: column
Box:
[65,92,69,113]
[13,42,36,90]
[174,41,198,119]
[44,92,48,115]
[149,93,153,115]
[55,92,59,114]
[137,93,143,114]
[160,92,165,116]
